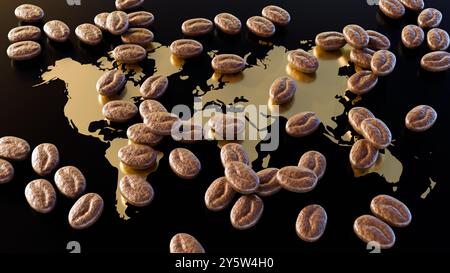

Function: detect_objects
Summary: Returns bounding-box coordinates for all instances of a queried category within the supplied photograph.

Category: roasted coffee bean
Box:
[379,0,405,19]
[220,143,249,167]
[418,8,442,29]
[144,112,180,136]
[269,76,297,104]
[0,159,14,184]
[139,99,167,120]
[315,31,346,51]
[170,233,205,253]
[401,25,424,49]
[287,49,319,73]
[353,215,396,249]
[371,50,396,76]
[298,151,327,180]
[256,168,281,197]
[75,23,102,46]
[6,41,41,61]
[102,100,138,122]
[285,112,321,137]
[169,148,201,179]
[350,48,375,69]
[121,28,154,46]
[367,30,391,50]
[96,70,126,97]
[171,121,203,143]
[361,118,392,149]
[44,20,70,42]
[25,179,56,213]
[370,194,412,227]
[15,4,44,23]
[115,0,144,10]
[119,175,154,207]
[343,24,369,49]
[405,105,437,132]
[427,28,450,51]
[349,139,379,169]
[214,13,241,35]
[31,143,59,176]
[107,11,129,35]
[54,166,86,199]
[8,26,41,43]
[208,113,245,139]
[224,161,259,194]
[399,0,424,11]
[261,5,291,26]
[181,18,213,36]
[140,75,168,99]
[127,123,163,146]
[348,71,378,95]
[211,54,246,74]
[0,136,30,161]
[94,12,109,31]
[112,44,146,64]
[421,51,450,72]
[348,107,375,135]
[296,204,327,242]
[277,166,318,193]
[170,39,203,59]
[205,177,236,211]
[118,144,157,170]
[246,16,276,38]
[128,11,155,28]
[230,194,264,230]
[69,193,104,229]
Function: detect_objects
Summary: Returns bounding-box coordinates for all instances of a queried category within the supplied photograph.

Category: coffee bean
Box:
[31,143,59,176]
[371,50,396,76]
[170,39,203,59]
[121,28,154,46]
[211,54,246,74]
[140,75,168,99]
[44,20,70,42]
[127,123,163,146]
[256,168,281,197]
[405,105,437,132]
[112,44,147,64]
[170,233,205,253]
[285,111,321,137]
[6,41,41,61]
[421,51,450,72]
[107,11,129,35]
[277,166,318,193]
[261,5,291,26]
[94,12,109,31]
[0,136,30,161]
[115,0,144,10]
[370,194,412,227]
[214,13,241,35]
[315,31,346,51]
[15,4,44,23]
[418,8,442,29]
[54,166,86,199]
[69,193,104,230]
[343,24,369,49]
[401,25,424,49]
[399,0,424,11]
[102,100,138,122]
[296,204,327,242]
[349,139,379,169]
[181,18,213,36]
[347,71,378,95]
[269,76,297,105]
[220,143,249,167]
[139,99,167,120]
[0,159,14,184]
[379,0,405,19]
[208,113,245,139]
[427,28,449,51]
[118,144,157,170]
[25,179,56,213]
[298,151,327,180]
[224,161,259,194]
[350,48,375,69]
[287,49,319,73]
[246,16,276,38]
[230,194,264,230]
[171,121,203,143]
[144,112,180,136]
[348,107,375,135]
[96,70,126,97]
[361,118,392,149]
[353,215,396,249]
[119,175,154,207]
[128,11,155,28]
[8,26,41,43]
[367,30,391,50]
[205,177,236,211]
[75,23,102,45]
[169,148,201,179]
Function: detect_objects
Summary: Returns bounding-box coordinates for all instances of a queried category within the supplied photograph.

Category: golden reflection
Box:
[211,72,245,83]
[170,54,185,68]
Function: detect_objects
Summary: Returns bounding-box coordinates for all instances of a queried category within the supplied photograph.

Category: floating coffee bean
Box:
[347,71,378,95]
[181,18,213,36]
[211,54,246,74]
[96,70,126,97]
[54,166,86,199]
[230,194,264,230]
[353,215,396,249]
[69,193,104,230]
[418,8,442,29]
[224,161,259,194]
[139,99,167,120]
[31,143,60,176]
[15,4,44,23]
[269,76,297,104]
[128,11,155,28]
[140,75,168,99]
[298,151,327,180]
[44,20,70,42]
[170,39,203,59]
[121,28,154,46]
[350,48,375,69]
[208,113,245,139]
[277,166,318,193]
[0,159,14,184]
[118,144,157,170]
[115,0,144,11]
[285,111,321,137]
[401,25,424,49]
[25,179,56,213]
[367,30,391,50]
[0,136,30,161]
[315,31,346,51]
[370,194,412,227]
[379,0,405,19]
[144,112,180,136]
[220,143,249,167]
[119,175,154,207]
[94,12,109,31]
[287,49,319,74]
[75,23,102,46]
[102,100,138,122]
[427,28,450,51]
[112,44,147,64]
[349,139,379,169]
[361,118,392,149]
[246,16,276,38]
[107,11,129,35]
[170,233,205,253]
[169,148,201,179]
[8,26,41,43]
[348,107,375,135]
[405,105,437,132]
[6,41,41,61]
[261,5,291,26]
[256,168,281,197]
[127,123,163,146]
[214,13,241,35]
[343,24,369,49]
[296,204,327,242]
[399,0,424,11]
[371,50,396,76]
[421,51,450,72]
[205,177,236,211]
